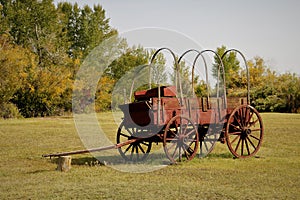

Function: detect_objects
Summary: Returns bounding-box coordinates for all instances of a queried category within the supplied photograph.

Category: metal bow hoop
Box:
[221,49,250,105]
[178,49,208,98]
[150,47,184,99]
[178,49,227,108]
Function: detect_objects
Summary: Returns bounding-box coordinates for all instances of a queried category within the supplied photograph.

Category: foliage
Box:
[176,59,194,97]
[0,34,31,118]
[105,46,149,81]
[0,34,28,103]
[209,46,300,113]
[12,59,73,117]
[0,102,22,118]
[149,49,168,85]
[0,1,299,117]
[0,0,122,117]
[194,80,209,97]
[95,76,115,112]
[248,57,300,113]
[212,45,241,89]
[57,2,118,59]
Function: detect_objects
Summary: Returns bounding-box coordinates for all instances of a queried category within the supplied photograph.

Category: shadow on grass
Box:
[71,157,105,166]
[205,152,234,159]
[70,153,171,166]
[204,152,264,159]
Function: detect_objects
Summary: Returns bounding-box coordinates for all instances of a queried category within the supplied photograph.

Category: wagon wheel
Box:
[225,105,263,158]
[199,124,220,157]
[117,121,152,162]
[163,115,199,163]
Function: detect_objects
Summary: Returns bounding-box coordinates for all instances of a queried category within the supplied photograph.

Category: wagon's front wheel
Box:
[117,122,152,162]
[225,105,263,158]
[163,115,199,163]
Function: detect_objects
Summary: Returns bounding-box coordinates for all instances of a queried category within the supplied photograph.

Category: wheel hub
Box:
[241,127,251,139]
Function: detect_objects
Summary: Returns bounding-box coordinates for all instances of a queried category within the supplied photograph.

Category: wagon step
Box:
[42,138,142,158]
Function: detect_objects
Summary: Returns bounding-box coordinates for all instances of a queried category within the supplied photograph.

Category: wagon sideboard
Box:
[119,86,247,127]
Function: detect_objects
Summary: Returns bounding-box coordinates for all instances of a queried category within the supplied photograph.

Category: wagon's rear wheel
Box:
[163,115,199,163]
[199,125,220,157]
[225,105,263,158]
[117,122,152,162]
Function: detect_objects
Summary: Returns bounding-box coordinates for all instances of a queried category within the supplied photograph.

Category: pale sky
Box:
[54,0,300,75]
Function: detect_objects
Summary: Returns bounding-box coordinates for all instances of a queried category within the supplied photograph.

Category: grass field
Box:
[0,113,299,199]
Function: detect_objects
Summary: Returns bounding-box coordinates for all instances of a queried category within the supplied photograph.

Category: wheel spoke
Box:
[178,145,182,161]
[130,145,135,160]
[167,142,177,152]
[249,134,261,141]
[138,143,145,154]
[165,137,179,142]
[234,137,242,152]
[249,118,259,127]
[125,127,133,136]
[233,114,243,128]
[181,124,188,135]
[183,144,193,160]
[169,129,177,138]
[245,137,250,155]
[172,144,179,158]
[241,138,244,155]
[203,141,209,152]
[246,111,254,127]
[141,141,150,146]
[183,142,194,155]
[184,150,190,160]
[246,136,257,149]
[228,131,242,135]
[136,145,139,160]
[117,122,152,162]
[231,135,240,144]
[230,123,241,131]
[124,144,133,154]
[244,107,250,125]
[249,128,262,132]
[184,128,195,137]
[119,132,130,138]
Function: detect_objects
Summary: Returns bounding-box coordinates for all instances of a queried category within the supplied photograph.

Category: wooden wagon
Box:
[43,48,263,164]
[116,48,264,163]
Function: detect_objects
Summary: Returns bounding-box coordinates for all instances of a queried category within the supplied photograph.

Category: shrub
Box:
[0,102,23,119]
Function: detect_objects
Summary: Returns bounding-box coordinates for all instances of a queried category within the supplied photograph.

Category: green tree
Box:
[57,2,117,59]
[106,46,149,81]
[3,0,65,67]
[0,2,9,34]
[149,49,167,86]
[213,46,241,91]
[277,73,300,113]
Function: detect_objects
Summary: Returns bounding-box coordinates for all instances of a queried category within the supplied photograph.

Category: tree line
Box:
[0,0,299,118]
[211,46,300,113]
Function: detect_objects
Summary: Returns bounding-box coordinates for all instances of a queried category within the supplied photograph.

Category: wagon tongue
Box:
[42,138,143,158]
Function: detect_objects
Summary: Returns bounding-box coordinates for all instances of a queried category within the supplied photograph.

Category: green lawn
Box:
[0,113,299,199]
